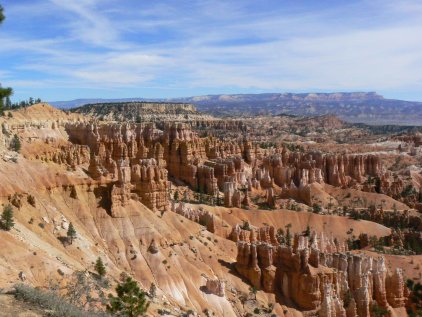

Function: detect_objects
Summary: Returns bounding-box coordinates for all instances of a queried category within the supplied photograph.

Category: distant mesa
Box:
[71,101,214,122]
[51,92,422,126]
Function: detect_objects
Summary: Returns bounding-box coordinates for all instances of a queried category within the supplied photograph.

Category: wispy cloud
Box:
[0,0,422,101]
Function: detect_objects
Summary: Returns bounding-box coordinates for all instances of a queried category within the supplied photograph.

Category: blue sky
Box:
[0,0,422,102]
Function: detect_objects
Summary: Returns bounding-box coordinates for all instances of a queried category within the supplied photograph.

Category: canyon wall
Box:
[234,227,407,316]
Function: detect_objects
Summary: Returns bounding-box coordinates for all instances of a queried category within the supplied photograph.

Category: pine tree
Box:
[173,191,179,201]
[107,277,149,317]
[312,203,322,214]
[67,222,77,244]
[10,134,21,152]
[0,6,12,117]
[1,204,14,230]
[95,257,106,278]
[5,96,11,109]
[249,286,257,300]
[303,225,311,237]
[286,228,292,247]
[370,302,389,317]
[0,5,4,23]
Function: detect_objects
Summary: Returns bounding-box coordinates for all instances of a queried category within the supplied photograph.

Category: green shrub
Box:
[1,204,14,230]
[10,134,21,152]
[107,277,149,317]
[95,257,106,278]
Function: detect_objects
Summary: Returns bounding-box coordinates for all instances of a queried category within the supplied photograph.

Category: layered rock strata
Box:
[171,202,216,233]
[205,278,225,297]
[235,228,407,316]
[66,123,169,212]
[65,122,388,212]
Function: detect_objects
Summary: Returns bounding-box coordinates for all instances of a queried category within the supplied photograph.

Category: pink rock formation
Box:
[234,228,407,315]
[66,122,170,212]
[171,202,216,233]
[205,278,225,297]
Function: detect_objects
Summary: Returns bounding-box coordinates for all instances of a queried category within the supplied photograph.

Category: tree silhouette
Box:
[0,5,4,23]
[0,5,13,116]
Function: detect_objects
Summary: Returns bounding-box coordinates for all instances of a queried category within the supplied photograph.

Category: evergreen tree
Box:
[370,302,389,317]
[407,279,422,315]
[285,227,292,247]
[199,190,204,204]
[1,204,14,230]
[0,5,13,116]
[312,203,322,214]
[107,277,149,317]
[5,96,11,109]
[95,257,106,278]
[303,225,311,237]
[10,134,21,152]
[249,286,257,300]
[276,228,285,244]
[0,5,4,23]
[67,222,77,244]
[173,191,179,201]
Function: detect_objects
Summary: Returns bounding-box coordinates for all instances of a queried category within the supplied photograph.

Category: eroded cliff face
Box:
[234,227,407,317]
[65,123,170,212]
[0,104,418,316]
[65,122,395,208]
[65,122,262,207]
[262,151,382,188]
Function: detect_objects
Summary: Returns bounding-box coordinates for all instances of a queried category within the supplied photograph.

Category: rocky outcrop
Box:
[223,182,242,208]
[65,121,389,214]
[320,284,346,317]
[33,143,90,167]
[66,123,170,212]
[229,225,278,245]
[171,202,216,233]
[205,278,225,297]
[72,102,215,122]
[263,152,382,188]
[132,158,169,211]
[386,268,406,307]
[148,239,159,254]
[266,188,276,208]
[235,229,407,315]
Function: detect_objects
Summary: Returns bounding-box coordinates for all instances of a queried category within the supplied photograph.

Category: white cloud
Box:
[1,0,422,100]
